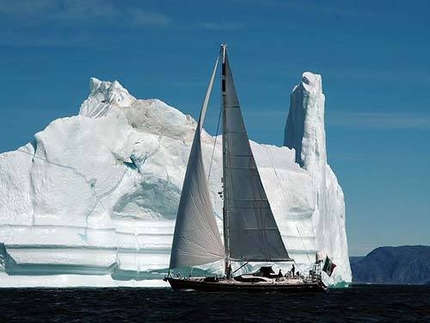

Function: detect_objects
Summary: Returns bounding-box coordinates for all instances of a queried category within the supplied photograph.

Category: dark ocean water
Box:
[0,285,429,322]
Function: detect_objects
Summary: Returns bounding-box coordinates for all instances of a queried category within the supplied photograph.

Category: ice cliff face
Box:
[285,72,351,284]
[0,75,351,287]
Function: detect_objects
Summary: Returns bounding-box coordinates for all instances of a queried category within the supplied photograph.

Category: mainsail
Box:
[169,57,224,269]
[221,46,290,262]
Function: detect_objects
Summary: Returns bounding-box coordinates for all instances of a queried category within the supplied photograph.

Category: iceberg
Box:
[0,74,351,287]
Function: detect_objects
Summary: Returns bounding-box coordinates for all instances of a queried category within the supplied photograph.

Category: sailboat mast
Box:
[221,43,230,277]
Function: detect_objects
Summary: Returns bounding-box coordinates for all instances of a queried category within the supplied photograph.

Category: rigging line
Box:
[207,106,222,182]
[266,147,314,270]
[195,52,219,183]
[264,145,291,252]
[265,145,288,202]
[296,226,312,263]
[291,228,311,276]
[232,261,249,274]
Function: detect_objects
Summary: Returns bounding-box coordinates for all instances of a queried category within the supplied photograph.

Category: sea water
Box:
[0,285,429,322]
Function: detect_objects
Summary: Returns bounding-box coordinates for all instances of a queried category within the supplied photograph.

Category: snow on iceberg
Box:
[0,75,351,287]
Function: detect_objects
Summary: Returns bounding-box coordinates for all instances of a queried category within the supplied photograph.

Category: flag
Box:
[322,256,336,277]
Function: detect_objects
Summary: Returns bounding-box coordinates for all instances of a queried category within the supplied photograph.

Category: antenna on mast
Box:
[221,43,227,63]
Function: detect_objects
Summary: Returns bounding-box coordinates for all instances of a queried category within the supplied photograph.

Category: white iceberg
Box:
[0,74,351,287]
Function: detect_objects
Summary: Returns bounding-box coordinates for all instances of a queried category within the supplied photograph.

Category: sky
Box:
[0,0,429,256]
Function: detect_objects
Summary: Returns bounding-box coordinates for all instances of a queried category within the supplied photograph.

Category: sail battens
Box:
[238,228,281,231]
[229,207,272,210]
[225,167,258,171]
[229,198,270,202]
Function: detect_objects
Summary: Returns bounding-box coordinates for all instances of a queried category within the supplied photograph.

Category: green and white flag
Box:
[323,256,336,277]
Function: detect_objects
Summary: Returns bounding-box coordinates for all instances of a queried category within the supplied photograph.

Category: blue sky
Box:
[1,0,429,256]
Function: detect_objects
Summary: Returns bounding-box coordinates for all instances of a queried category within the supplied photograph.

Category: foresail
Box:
[222,49,290,262]
[169,57,224,269]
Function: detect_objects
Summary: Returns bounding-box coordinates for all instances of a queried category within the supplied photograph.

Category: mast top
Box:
[221,43,227,63]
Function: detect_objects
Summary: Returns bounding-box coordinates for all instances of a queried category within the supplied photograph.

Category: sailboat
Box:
[164,44,327,292]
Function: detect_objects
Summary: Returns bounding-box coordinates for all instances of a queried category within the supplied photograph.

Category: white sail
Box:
[169,58,224,269]
[222,49,290,262]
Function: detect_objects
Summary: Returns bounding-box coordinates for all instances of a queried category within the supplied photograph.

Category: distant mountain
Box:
[351,246,430,284]
[349,256,365,265]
